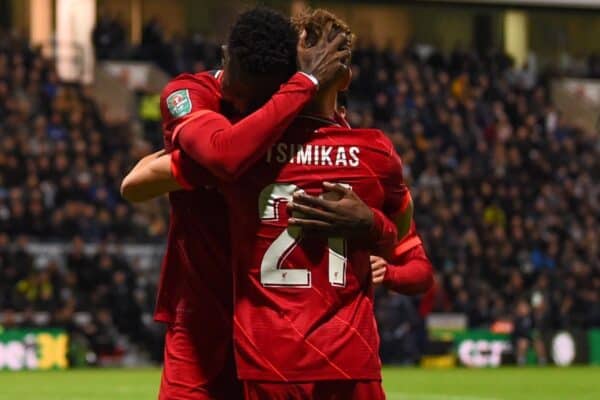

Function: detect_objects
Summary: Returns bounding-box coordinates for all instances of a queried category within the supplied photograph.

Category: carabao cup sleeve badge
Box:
[167,89,192,118]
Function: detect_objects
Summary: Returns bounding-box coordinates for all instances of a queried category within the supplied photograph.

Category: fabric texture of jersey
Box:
[173,116,407,381]
[156,69,319,394]
[154,70,230,326]
[230,118,406,381]
[154,72,239,398]
[166,71,318,181]
[156,69,318,323]
[383,221,434,295]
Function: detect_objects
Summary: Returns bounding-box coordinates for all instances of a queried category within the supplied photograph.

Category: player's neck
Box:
[303,89,337,121]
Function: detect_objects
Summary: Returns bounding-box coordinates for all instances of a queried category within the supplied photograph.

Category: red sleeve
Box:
[381,149,409,217]
[369,208,398,257]
[160,73,221,151]
[170,149,218,189]
[367,141,409,257]
[175,72,317,181]
[382,244,434,295]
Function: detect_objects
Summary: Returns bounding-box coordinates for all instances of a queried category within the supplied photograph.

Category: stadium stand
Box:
[0,25,598,364]
[0,31,165,363]
[348,43,600,362]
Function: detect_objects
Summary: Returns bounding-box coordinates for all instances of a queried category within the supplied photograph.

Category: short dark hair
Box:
[227,7,297,78]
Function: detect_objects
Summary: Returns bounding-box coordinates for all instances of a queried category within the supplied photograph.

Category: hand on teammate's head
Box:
[294,9,354,87]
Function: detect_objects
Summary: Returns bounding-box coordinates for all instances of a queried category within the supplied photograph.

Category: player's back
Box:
[155,70,235,376]
[156,69,230,320]
[224,115,405,381]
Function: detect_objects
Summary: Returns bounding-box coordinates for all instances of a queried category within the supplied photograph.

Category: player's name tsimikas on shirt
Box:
[266,143,361,167]
[265,115,368,168]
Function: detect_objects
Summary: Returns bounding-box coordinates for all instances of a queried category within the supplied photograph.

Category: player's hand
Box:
[287,182,374,239]
[297,22,351,86]
[370,255,388,286]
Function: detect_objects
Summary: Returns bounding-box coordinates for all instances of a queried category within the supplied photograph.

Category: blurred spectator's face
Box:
[115,204,128,219]
[55,154,69,171]
[98,309,112,324]
[516,301,530,316]
[389,132,403,147]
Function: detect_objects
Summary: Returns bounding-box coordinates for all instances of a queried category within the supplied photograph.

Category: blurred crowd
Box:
[0,33,168,243]
[92,14,220,76]
[0,235,163,363]
[1,26,599,365]
[350,45,600,362]
[0,32,165,362]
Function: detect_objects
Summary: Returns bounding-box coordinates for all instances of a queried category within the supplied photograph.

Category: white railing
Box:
[24,242,164,271]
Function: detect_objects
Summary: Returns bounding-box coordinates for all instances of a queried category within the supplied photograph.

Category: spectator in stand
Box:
[92,13,127,60]
[0,40,169,243]
[345,43,599,338]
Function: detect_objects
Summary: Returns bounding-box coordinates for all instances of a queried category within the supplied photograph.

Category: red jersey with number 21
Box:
[206,116,406,381]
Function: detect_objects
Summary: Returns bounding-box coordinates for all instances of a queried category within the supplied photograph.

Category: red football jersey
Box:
[156,68,318,322]
[154,71,236,377]
[155,70,227,324]
[155,69,318,380]
[383,221,434,295]
[216,116,406,381]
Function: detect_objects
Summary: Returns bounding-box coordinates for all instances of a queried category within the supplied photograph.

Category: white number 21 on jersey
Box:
[258,183,347,288]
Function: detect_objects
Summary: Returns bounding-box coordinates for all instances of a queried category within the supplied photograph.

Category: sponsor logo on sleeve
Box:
[166,89,192,118]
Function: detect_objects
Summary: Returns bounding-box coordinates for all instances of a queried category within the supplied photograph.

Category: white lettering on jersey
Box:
[349,146,360,167]
[266,144,361,167]
[321,146,333,166]
[276,143,287,163]
[296,145,312,164]
[289,144,296,164]
[335,147,348,167]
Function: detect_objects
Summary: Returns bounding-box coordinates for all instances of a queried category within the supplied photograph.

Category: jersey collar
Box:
[297,114,342,128]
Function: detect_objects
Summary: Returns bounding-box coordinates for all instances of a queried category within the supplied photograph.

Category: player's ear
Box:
[339,66,352,92]
[221,44,230,71]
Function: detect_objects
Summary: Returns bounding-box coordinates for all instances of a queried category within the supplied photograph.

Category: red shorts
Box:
[159,321,243,400]
[243,380,385,400]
